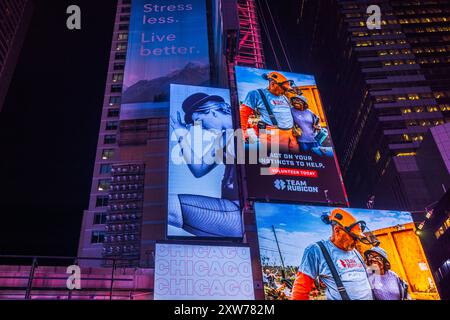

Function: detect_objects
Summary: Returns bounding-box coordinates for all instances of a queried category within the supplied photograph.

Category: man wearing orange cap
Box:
[291,208,377,300]
[240,71,299,152]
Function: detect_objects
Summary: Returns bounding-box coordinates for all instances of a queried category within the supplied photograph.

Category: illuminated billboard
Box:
[120,0,210,120]
[254,202,440,300]
[235,66,348,205]
[167,84,242,238]
[154,243,255,300]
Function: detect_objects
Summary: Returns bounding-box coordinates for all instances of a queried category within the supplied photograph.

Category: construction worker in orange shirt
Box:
[240,71,299,153]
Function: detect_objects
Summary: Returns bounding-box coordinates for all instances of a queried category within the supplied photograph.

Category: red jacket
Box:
[291,272,315,300]
[240,104,254,132]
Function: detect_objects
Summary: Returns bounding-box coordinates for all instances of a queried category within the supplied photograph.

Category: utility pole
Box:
[271,225,286,280]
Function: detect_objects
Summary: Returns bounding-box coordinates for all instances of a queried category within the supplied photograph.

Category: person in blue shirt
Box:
[292,208,378,300]
[240,71,299,153]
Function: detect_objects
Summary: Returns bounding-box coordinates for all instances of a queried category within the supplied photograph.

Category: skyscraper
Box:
[77,0,133,264]
[0,0,33,111]
[296,0,450,210]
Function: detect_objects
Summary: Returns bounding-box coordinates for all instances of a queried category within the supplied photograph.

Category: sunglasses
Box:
[346,221,367,233]
[291,98,306,104]
[367,253,384,261]
[341,221,380,246]
[274,80,295,87]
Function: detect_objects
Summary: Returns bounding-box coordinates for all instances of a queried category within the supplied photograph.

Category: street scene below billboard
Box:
[154,243,255,300]
[255,202,440,300]
[120,0,210,120]
[167,84,242,238]
[235,66,348,205]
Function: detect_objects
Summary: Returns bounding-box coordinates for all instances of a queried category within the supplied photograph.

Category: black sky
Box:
[0,0,304,257]
[0,0,116,256]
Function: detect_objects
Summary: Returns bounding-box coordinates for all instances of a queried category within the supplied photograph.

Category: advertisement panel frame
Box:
[166,84,244,240]
[254,202,440,301]
[234,66,349,206]
[120,0,212,120]
[154,241,255,300]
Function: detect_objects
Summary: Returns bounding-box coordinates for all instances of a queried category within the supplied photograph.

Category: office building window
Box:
[111,85,122,93]
[115,52,126,60]
[112,74,124,82]
[444,217,450,230]
[107,108,120,118]
[435,218,450,239]
[96,196,109,207]
[117,33,128,41]
[102,149,115,160]
[113,63,125,71]
[116,43,127,51]
[106,121,119,131]
[98,179,111,191]
[94,212,108,225]
[91,231,106,244]
[435,260,450,283]
[104,135,116,144]
[100,164,112,174]
[375,150,381,163]
[109,96,121,106]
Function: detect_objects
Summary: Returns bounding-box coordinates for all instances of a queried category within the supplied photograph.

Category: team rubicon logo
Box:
[274,179,286,190]
[273,179,319,193]
[339,259,363,269]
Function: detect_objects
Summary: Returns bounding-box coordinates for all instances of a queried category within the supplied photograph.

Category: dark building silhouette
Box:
[0,0,33,111]
[416,123,450,202]
[376,123,450,211]
[295,0,450,210]
[417,190,450,300]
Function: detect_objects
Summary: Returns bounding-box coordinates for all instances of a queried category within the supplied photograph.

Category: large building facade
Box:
[78,0,134,263]
[0,0,33,111]
[296,0,450,210]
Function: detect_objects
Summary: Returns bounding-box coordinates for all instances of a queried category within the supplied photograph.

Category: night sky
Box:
[0,0,304,257]
[0,1,117,256]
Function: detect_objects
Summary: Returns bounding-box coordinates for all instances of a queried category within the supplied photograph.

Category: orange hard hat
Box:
[324,208,366,239]
[263,71,289,84]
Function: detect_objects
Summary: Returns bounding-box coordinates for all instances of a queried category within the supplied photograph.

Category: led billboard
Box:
[167,84,242,238]
[120,0,210,120]
[154,243,255,300]
[254,202,440,300]
[235,66,347,205]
